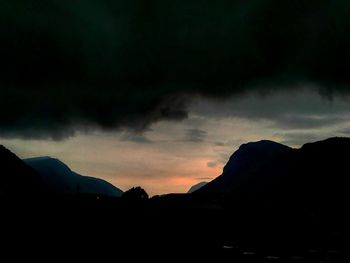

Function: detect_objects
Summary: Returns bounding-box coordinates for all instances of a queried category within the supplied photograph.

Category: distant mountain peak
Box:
[24,156,72,173]
[24,156,123,197]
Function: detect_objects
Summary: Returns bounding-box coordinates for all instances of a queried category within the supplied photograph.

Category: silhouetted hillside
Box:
[198,140,293,193]
[24,157,123,197]
[293,137,349,220]
[0,139,346,260]
[0,145,49,196]
[187,181,207,193]
[196,137,349,230]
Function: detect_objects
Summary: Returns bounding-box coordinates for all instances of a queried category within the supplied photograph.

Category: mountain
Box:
[0,145,49,196]
[196,137,349,223]
[187,182,207,193]
[24,157,123,197]
[197,140,293,194]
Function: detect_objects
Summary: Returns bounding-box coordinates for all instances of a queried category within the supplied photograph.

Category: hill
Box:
[187,181,208,193]
[24,157,123,197]
[0,145,49,196]
[197,140,293,194]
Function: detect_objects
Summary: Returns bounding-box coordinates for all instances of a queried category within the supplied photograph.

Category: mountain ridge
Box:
[198,139,293,194]
[24,156,123,197]
[187,181,207,193]
[195,137,349,225]
[0,145,49,196]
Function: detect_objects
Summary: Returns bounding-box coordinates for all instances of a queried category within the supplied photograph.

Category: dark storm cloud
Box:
[0,125,76,141]
[184,129,207,143]
[2,0,350,139]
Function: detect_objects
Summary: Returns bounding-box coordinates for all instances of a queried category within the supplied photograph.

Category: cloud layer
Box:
[1,1,350,138]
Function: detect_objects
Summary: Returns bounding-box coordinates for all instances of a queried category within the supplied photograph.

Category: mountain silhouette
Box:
[24,157,123,197]
[0,145,49,196]
[198,140,292,194]
[187,181,207,193]
[0,139,347,257]
[196,137,349,224]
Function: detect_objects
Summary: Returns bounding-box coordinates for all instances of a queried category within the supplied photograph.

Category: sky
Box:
[1,1,350,195]
[2,88,350,195]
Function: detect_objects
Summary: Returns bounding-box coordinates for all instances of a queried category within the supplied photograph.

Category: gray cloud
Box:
[119,132,153,144]
[276,132,330,146]
[271,115,346,129]
[0,126,76,141]
[214,139,245,147]
[184,129,208,143]
[191,89,350,131]
[336,127,350,135]
[207,161,218,168]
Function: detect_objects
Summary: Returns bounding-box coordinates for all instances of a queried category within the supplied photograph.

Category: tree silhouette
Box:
[122,186,149,201]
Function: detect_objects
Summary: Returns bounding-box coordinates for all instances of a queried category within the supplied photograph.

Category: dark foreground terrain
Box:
[0,194,345,262]
[0,138,348,261]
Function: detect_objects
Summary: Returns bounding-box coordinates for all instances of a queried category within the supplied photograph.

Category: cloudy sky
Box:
[1,1,350,195]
